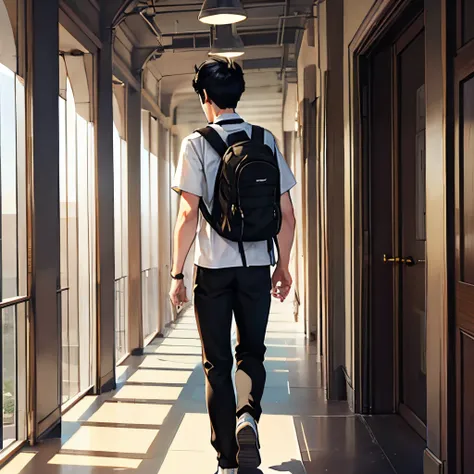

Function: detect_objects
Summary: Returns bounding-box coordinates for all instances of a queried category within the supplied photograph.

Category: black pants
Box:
[194,265,271,469]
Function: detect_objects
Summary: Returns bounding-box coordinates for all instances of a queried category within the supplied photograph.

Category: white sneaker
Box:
[218,468,238,474]
[236,412,261,468]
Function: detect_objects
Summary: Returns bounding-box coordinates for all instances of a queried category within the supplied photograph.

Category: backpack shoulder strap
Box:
[196,126,228,158]
[251,125,265,144]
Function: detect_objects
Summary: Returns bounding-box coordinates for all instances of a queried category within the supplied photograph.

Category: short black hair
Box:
[192,57,245,109]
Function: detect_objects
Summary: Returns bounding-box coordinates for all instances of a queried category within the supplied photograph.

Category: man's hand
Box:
[271,265,292,302]
[169,279,189,307]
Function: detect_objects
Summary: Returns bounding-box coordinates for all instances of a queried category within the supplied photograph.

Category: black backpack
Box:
[196,119,282,267]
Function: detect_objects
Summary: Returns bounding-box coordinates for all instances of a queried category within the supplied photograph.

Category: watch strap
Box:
[170,272,184,280]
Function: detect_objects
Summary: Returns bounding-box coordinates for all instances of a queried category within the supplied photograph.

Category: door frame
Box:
[349,0,454,471]
[351,0,425,419]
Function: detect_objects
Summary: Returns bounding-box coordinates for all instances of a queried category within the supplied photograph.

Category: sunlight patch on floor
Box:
[62,396,98,422]
[62,425,158,455]
[165,329,202,339]
[113,384,183,401]
[159,450,217,474]
[160,338,202,347]
[127,369,193,385]
[115,365,129,379]
[48,454,142,469]
[0,453,36,474]
[142,354,202,365]
[148,345,202,356]
[139,357,199,370]
[88,402,172,426]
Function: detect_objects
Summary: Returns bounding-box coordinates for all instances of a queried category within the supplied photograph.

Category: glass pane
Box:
[16,78,27,297]
[141,143,150,270]
[88,123,96,383]
[463,0,474,45]
[113,125,122,279]
[59,98,68,289]
[121,139,128,278]
[123,277,128,355]
[2,305,17,448]
[115,277,127,361]
[121,140,128,358]
[115,280,120,359]
[142,271,150,339]
[66,81,79,400]
[61,290,69,404]
[0,65,18,300]
[150,154,159,270]
[77,116,90,392]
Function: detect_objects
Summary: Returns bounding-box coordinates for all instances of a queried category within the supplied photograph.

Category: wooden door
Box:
[363,11,426,423]
[395,22,427,434]
[455,17,474,471]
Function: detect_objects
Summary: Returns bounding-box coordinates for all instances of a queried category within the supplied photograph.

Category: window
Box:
[113,92,129,362]
[0,62,27,449]
[141,111,159,340]
[59,71,96,404]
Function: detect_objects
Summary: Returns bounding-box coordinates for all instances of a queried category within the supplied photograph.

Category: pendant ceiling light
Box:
[209,24,245,58]
[199,0,247,25]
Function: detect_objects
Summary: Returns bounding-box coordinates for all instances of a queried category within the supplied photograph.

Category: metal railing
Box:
[0,295,28,450]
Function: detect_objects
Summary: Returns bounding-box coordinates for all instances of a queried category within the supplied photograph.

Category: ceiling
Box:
[118,0,312,90]
[114,0,312,127]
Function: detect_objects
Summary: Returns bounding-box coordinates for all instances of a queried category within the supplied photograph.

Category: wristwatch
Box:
[170,271,184,280]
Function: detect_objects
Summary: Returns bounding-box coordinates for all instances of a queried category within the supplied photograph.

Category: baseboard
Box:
[424,448,444,474]
[345,378,355,412]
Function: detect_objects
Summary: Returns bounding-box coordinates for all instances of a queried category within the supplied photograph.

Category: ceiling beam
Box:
[243,57,283,69]
[166,26,303,50]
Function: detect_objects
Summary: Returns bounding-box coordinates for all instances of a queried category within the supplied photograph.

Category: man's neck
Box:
[212,108,236,122]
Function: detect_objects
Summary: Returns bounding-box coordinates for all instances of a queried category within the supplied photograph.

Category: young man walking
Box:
[169,58,296,474]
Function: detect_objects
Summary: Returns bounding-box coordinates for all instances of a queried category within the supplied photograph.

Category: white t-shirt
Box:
[172,113,297,269]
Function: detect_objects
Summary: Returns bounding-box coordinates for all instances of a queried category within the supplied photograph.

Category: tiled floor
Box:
[0,299,423,474]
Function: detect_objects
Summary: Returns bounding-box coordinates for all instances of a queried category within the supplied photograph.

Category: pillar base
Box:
[99,370,116,393]
[38,414,61,441]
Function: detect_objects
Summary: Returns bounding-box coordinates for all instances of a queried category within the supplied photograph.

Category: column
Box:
[325,0,346,400]
[127,84,144,355]
[95,7,116,392]
[28,0,61,439]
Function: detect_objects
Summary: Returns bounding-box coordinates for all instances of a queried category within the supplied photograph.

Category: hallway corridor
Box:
[0,300,423,474]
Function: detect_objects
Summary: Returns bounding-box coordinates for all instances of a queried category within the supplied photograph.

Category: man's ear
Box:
[203,89,211,104]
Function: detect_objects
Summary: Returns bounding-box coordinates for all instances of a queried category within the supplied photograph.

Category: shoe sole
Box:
[237,424,261,468]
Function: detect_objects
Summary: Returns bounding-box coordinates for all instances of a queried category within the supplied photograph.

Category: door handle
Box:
[383,254,405,264]
[383,255,422,266]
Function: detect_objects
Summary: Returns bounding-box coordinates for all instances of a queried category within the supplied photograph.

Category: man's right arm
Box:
[169,134,204,306]
[272,192,296,301]
[171,191,200,277]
